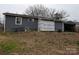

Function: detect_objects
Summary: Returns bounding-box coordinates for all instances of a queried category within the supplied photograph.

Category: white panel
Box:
[38,20,55,31]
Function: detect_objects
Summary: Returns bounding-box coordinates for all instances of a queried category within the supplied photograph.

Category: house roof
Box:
[3,13,64,22]
[3,13,51,20]
[3,13,38,18]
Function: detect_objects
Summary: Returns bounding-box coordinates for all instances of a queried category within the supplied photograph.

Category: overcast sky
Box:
[0,4,79,22]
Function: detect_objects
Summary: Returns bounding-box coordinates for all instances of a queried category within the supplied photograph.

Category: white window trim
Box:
[15,17,22,25]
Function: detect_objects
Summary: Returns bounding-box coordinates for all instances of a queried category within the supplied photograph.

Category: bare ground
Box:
[0,32,79,55]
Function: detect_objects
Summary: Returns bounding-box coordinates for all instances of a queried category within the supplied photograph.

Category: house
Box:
[3,13,64,32]
[3,13,75,32]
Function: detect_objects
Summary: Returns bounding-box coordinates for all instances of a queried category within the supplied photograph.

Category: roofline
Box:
[3,13,37,18]
[3,13,64,22]
[3,13,51,19]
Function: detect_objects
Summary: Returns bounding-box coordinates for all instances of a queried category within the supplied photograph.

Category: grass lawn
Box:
[0,32,79,55]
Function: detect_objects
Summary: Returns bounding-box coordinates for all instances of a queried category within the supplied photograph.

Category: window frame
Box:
[15,17,22,25]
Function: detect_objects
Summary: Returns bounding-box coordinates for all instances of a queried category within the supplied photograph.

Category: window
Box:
[15,17,22,25]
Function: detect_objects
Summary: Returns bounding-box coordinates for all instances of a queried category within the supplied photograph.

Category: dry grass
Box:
[0,32,79,55]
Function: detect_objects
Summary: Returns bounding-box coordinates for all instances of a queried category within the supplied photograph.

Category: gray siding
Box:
[55,22,64,32]
[5,15,38,32]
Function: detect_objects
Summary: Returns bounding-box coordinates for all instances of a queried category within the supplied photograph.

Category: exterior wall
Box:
[38,20,55,31]
[55,22,64,32]
[4,14,65,32]
[5,15,38,32]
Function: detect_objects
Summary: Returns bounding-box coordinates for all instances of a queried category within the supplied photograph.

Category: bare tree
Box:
[49,9,56,18]
[25,4,69,21]
[25,4,49,17]
[54,10,69,21]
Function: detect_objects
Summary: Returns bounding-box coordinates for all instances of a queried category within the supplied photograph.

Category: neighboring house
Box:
[3,13,76,32]
[75,22,79,32]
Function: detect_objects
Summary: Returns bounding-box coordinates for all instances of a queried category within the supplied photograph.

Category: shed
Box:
[64,21,75,32]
